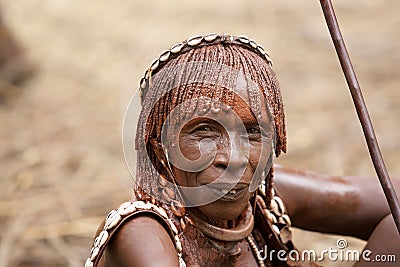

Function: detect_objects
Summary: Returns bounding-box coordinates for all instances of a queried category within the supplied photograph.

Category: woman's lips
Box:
[204,183,248,201]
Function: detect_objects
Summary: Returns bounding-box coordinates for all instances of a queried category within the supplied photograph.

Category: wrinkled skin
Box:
[166,86,273,224]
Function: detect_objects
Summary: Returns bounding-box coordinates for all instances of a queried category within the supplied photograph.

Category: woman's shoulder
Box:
[104,214,179,267]
[86,200,181,267]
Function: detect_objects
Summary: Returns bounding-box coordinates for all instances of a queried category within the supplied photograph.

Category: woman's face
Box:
[166,86,274,221]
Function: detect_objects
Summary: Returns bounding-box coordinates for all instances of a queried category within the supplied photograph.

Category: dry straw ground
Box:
[0,1,399,266]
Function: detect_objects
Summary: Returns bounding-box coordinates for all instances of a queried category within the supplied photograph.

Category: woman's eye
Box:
[181,119,220,138]
[246,126,263,137]
[195,125,212,132]
[191,125,218,137]
[245,126,264,141]
[247,126,261,134]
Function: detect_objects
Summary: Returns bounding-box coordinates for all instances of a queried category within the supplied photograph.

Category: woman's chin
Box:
[196,200,249,222]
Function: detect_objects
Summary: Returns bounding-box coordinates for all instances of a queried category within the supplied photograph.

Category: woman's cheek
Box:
[249,145,272,174]
[248,143,262,168]
[178,137,202,161]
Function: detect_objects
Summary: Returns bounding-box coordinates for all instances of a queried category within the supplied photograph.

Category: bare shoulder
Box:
[104,215,180,267]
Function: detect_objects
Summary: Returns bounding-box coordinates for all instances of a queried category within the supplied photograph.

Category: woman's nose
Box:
[213,133,248,171]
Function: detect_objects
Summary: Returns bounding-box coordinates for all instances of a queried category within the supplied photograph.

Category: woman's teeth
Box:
[221,189,236,195]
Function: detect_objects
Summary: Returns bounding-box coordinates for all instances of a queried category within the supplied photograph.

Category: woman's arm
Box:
[103,215,180,267]
[273,164,398,240]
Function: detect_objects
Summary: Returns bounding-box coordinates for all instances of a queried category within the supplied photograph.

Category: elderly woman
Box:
[86,34,399,267]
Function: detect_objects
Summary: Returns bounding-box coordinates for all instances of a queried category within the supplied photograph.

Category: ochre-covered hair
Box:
[134,35,286,204]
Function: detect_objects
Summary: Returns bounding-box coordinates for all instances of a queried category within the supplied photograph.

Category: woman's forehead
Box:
[231,86,271,125]
[168,84,273,127]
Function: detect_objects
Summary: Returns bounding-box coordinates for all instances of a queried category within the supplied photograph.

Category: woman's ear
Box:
[249,150,273,192]
[149,137,177,184]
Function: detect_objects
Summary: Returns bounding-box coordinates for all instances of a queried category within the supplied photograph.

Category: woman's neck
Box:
[211,217,240,229]
[188,203,254,242]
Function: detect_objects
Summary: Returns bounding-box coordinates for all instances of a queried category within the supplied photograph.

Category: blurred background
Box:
[0,0,399,266]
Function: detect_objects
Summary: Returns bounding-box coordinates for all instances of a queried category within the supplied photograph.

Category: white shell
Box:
[97,230,109,247]
[238,35,250,44]
[175,236,183,252]
[90,247,100,261]
[204,33,218,42]
[265,210,277,224]
[159,50,171,62]
[150,59,159,71]
[171,42,184,53]
[144,70,151,80]
[104,210,118,229]
[257,45,266,55]
[271,187,275,197]
[169,219,178,235]
[187,35,203,46]
[106,210,117,220]
[93,235,101,248]
[85,258,93,267]
[179,255,186,267]
[273,196,285,214]
[272,224,280,235]
[153,206,168,219]
[106,213,122,230]
[259,183,266,197]
[280,214,292,226]
[249,39,257,49]
[135,201,153,210]
[117,202,132,212]
[133,200,144,207]
[223,34,233,43]
[140,78,147,89]
[270,198,280,216]
[265,54,273,65]
[119,203,137,216]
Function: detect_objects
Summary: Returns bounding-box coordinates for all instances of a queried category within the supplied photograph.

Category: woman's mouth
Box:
[206,184,247,201]
[221,189,236,194]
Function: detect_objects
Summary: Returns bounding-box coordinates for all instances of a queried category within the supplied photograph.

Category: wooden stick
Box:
[319,0,400,234]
